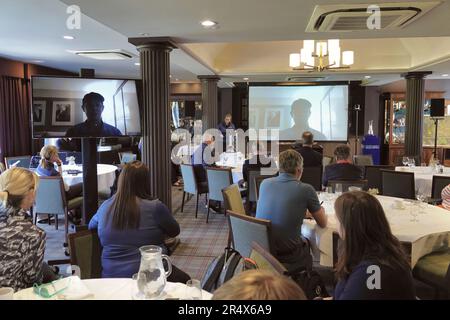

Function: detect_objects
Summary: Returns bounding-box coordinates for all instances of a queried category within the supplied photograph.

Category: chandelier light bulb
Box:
[289,53,301,68]
[342,51,354,66]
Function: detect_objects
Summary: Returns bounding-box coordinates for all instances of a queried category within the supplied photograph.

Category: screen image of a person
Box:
[65,92,122,137]
[280,99,327,141]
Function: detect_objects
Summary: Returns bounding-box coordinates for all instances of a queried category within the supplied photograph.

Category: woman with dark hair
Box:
[89,161,190,282]
[333,191,415,300]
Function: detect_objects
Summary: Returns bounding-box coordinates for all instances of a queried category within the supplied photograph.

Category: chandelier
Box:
[289,39,354,72]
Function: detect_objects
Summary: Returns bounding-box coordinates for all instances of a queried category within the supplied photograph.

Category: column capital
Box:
[401,71,432,80]
[198,75,221,81]
[128,36,177,51]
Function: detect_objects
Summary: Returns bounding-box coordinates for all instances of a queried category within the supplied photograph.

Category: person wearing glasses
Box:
[0,167,45,291]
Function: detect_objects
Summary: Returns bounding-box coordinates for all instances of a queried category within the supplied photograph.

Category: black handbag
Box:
[284,268,328,300]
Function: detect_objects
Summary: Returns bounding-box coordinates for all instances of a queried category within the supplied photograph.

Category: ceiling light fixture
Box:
[134,62,140,66]
[63,35,75,40]
[442,74,449,77]
[289,39,354,72]
[243,77,249,81]
[200,20,218,28]
[364,75,371,79]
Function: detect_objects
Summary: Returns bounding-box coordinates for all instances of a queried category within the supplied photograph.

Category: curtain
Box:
[0,76,32,163]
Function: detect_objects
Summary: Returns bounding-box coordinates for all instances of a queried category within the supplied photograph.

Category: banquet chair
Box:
[300,166,323,191]
[431,176,450,200]
[180,164,208,218]
[227,210,272,258]
[322,156,333,168]
[353,155,373,166]
[222,185,247,247]
[328,179,368,192]
[68,229,103,279]
[206,167,233,223]
[249,241,287,275]
[255,174,277,201]
[248,170,263,204]
[381,170,415,199]
[412,248,450,299]
[5,155,31,169]
[364,165,395,193]
[34,176,83,245]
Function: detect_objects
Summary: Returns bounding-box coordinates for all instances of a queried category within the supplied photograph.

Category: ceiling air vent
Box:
[286,76,327,82]
[305,2,440,32]
[70,49,137,60]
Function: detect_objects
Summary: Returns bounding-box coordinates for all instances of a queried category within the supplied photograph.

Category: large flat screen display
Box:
[248,85,348,141]
[32,76,141,138]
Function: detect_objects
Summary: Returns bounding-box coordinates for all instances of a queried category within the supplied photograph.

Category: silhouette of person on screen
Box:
[280,98,327,141]
[65,92,122,137]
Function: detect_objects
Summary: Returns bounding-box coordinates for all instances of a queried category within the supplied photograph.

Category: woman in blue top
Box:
[333,191,416,300]
[89,161,190,283]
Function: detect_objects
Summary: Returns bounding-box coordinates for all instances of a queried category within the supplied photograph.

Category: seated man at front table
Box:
[191,134,215,184]
[322,144,363,187]
[256,150,327,272]
[65,92,122,137]
[292,131,323,167]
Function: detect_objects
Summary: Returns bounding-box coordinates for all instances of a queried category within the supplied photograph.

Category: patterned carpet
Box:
[41,186,229,281]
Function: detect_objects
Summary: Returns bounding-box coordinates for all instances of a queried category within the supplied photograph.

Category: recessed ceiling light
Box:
[134,62,140,66]
[243,77,249,81]
[63,35,75,40]
[175,78,179,81]
[32,60,44,64]
[442,74,449,77]
[200,20,218,28]
[364,75,371,79]
[139,33,150,36]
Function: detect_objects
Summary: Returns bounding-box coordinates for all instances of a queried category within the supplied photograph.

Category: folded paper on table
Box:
[55,276,94,300]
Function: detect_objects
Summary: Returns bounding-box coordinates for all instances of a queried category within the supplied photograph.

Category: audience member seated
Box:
[322,144,363,187]
[88,161,190,283]
[333,191,416,300]
[36,145,83,201]
[212,270,306,300]
[191,134,216,184]
[256,150,327,272]
[0,168,45,291]
[292,131,323,167]
[242,141,272,183]
[439,184,450,210]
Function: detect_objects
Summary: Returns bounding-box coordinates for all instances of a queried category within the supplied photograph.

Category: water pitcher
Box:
[136,245,172,299]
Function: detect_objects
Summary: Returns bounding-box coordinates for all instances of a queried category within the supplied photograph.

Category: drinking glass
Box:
[325,186,333,201]
[335,183,343,196]
[409,201,420,222]
[416,189,428,214]
[402,156,409,166]
[185,279,202,300]
[0,287,14,300]
[408,158,416,168]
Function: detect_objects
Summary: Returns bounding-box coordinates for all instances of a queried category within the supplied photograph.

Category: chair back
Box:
[68,230,103,279]
[206,167,233,202]
[364,165,395,192]
[119,152,137,164]
[381,170,415,199]
[431,176,450,200]
[248,169,264,202]
[249,241,287,274]
[34,176,66,215]
[222,184,246,215]
[29,156,41,169]
[300,166,322,191]
[328,179,368,192]
[227,210,271,257]
[255,175,276,201]
[322,156,333,167]
[180,164,198,194]
[353,155,374,166]
[5,156,31,169]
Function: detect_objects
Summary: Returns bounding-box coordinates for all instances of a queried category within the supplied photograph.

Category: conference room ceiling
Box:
[1,0,449,86]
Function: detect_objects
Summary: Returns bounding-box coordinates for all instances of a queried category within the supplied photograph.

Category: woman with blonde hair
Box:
[212,270,307,300]
[0,167,46,291]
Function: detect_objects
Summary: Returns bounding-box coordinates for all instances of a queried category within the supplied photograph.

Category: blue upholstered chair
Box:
[5,156,31,169]
[34,176,83,244]
[180,164,208,218]
[206,167,233,223]
[227,210,272,258]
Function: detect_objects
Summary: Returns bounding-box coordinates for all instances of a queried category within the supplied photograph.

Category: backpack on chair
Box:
[201,247,257,293]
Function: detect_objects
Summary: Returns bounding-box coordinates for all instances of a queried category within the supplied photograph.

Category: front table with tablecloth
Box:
[395,166,450,197]
[14,278,212,300]
[62,164,117,195]
[302,194,450,268]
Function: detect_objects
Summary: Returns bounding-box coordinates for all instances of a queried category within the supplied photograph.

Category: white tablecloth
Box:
[215,152,245,183]
[62,164,117,194]
[395,166,450,197]
[14,278,212,300]
[302,194,450,268]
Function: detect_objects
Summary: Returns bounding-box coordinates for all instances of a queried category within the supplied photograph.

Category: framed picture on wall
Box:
[52,101,75,126]
[264,108,282,129]
[32,101,46,126]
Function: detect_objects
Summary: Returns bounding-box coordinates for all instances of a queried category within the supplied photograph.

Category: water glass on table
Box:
[335,183,343,196]
[402,156,409,167]
[185,279,202,300]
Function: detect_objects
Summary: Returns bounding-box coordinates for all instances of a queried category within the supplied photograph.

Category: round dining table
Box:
[62,164,117,195]
[301,193,450,268]
[14,277,212,300]
[395,166,450,197]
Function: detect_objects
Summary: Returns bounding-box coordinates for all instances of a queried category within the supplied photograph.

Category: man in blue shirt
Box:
[256,150,327,271]
[65,92,122,138]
